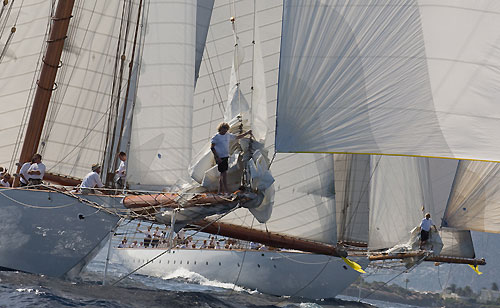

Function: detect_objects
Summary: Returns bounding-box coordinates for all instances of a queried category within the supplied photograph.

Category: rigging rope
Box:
[360,254,427,301]
[111,204,242,286]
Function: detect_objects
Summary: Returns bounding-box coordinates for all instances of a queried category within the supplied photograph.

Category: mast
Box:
[108,0,143,185]
[15,0,75,186]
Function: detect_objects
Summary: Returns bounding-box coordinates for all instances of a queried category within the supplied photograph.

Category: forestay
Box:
[275,0,500,162]
[127,0,197,189]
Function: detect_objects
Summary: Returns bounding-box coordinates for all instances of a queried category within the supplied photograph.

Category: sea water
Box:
[0,247,421,308]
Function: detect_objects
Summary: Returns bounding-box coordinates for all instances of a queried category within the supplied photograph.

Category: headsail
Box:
[443,161,500,234]
[335,154,370,244]
[368,156,432,250]
[127,0,197,190]
[192,0,338,245]
[275,0,500,162]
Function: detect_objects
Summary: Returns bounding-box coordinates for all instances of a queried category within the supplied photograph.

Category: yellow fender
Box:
[468,264,483,275]
[342,257,366,274]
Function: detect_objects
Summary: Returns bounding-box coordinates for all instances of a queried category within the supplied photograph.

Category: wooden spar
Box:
[43,172,81,186]
[368,252,486,265]
[339,241,368,248]
[15,0,75,186]
[191,219,348,258]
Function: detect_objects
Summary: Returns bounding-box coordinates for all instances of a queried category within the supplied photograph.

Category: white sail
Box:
[428,158,475,258]
[334,154,370,244]
[127,0,197,189]
[275,0,500,162]
[193,0,337,244]
[369,156,432,250]
[195,0,214,85]
[0,1,52,170]
[443,161,500,234]
[38,0,142,178]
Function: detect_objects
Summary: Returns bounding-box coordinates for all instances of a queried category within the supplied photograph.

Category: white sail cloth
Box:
[0,1,142,177]
[193,1,338,245]
[275,0,500,162]
[443,161,500,234]
[334,154,370,243]
[127,0,197,189]
[0,1,51,169]
[369,155,433,250]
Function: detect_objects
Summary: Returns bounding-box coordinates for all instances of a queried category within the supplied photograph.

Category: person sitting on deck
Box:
[0,173,11,187]
[17,159,34,187]
[27,153,45,186]
[201,240,208,249]
[80,164,105,194]
[210,122,252,194]
[118,238,128,248]
[420,213,437,250]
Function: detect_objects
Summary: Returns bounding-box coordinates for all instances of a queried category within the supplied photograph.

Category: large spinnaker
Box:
[275,0,500,162]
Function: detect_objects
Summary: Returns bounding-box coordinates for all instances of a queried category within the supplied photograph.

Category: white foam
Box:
[16,288,44,295]
[162,268,248,292]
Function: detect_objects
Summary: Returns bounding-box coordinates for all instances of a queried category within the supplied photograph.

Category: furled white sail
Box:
[37,0,142,178]
[0,1,52,170]
[127,0,197,189]
[369,156,432,250]
[334,154,370,244]
[275,0,500,162]
[193,0,337,244]
[443,161,500,234]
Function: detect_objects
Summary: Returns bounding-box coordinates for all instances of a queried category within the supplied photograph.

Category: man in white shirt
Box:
[0,173,11,187]
[80,164,104,194]
[18,160,33,187]
[27,153,45,186]
[419,213,437,249]
[115,151,127,189]
[210,122,252,194]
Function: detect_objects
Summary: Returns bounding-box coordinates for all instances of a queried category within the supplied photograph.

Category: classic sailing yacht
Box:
[0,0,145,277]
[113,0,368,299]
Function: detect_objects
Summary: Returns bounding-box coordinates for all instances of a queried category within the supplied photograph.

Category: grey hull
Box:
[0,188,122,278]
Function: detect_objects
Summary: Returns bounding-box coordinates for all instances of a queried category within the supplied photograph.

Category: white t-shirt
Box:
[116,160,126,178]
[420,218,433,232]
[81,171,104,188]
[211,133,236,158]
[19,162,31,184]
[0,179,10,187]
[27,162,46,179]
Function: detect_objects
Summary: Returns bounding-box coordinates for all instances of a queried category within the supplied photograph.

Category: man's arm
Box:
[236,130,252,140]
